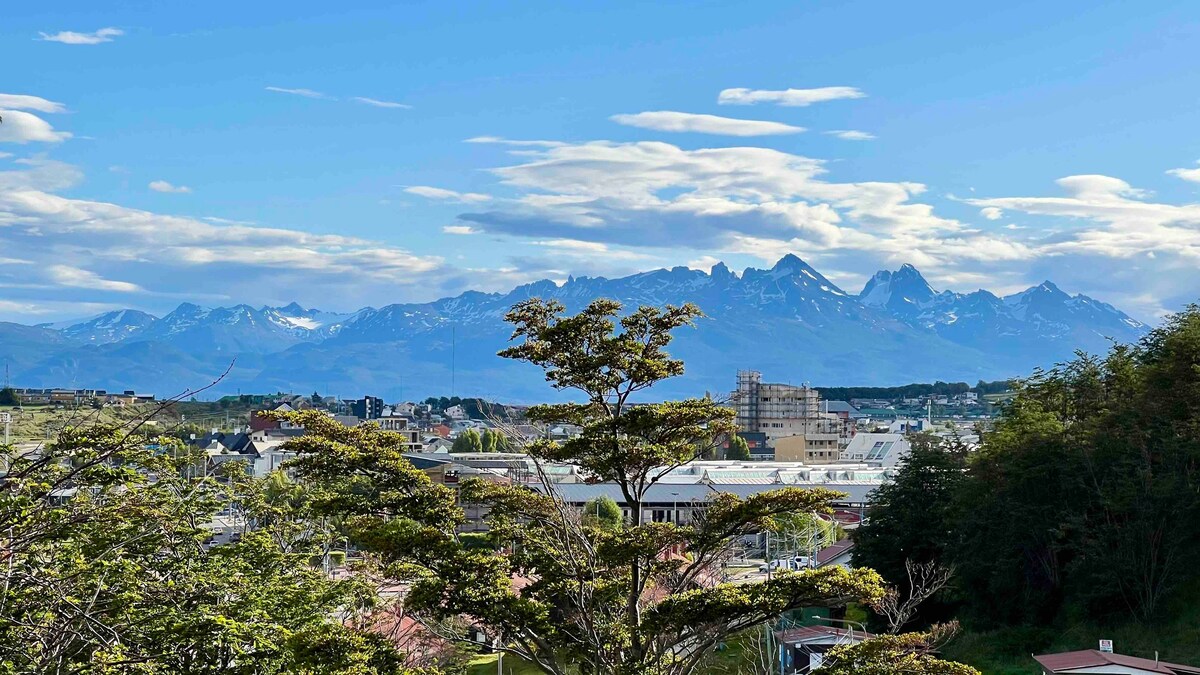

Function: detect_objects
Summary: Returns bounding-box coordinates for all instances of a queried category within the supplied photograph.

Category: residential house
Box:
[1034,649,1200,674]
[814,539,855,570]
[776,625,875,674]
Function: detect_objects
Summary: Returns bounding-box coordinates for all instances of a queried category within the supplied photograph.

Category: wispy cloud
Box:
[265,86,331,100]
[149,180,192,194]
[405,185,491,203]
[38,27,123,45]
[826,129,876,141]
[0,111,72,144]
[980,207,1003,221]
[443,225,480,235]
[352,96,412,109]
[47,265,143,293]
[464,136,565,148]
[610,111,805,136]
[718,86,866,107]
[1167,162,1200,184]
[0,94,66,113]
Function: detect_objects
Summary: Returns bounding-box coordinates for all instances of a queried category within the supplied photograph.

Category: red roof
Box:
[1034,650,1200,674]
[815,539,855,565]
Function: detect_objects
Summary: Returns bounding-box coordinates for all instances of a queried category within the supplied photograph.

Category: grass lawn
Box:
[1,404,181,443]
[465,653,544,675]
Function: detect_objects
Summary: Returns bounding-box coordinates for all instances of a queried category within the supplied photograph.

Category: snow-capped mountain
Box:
[1,256,1151,400]
[55,309,159,344]
[857,265,1146,355]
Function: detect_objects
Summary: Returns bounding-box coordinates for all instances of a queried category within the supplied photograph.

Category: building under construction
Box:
[733,370,842,444]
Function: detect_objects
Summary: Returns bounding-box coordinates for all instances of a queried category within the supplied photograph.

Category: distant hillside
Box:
[815,380,1012,402]
[4,255,1148,401]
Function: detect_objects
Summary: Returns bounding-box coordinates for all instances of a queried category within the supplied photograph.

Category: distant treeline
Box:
[815,379,1010,402]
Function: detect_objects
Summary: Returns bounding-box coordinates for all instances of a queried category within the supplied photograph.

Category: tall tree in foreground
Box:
[280,298,887,675]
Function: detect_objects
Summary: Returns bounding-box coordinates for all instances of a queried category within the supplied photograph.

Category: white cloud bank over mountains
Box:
[1,86,1199,322]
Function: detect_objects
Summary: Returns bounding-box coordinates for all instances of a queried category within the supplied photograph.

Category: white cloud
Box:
[687,255,722,271]
[404,185,491,203]
[980,206,1003,220]
[464,136,565,148]
[352,96,412,109]
[47,265,142,292]
[39,27,123,45]
[610,111,805,136]
[718,86,866,107]
[826,129,875,141]
[0,94,66,113]
[149,180,192,194]
[529,239,655,261]
[1167,162,1200,184]
[0,110,72,143]
[265,86,331,99]
[442,225,479,235]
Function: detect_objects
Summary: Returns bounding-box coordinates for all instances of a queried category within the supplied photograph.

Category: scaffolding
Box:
[734,369,828,437]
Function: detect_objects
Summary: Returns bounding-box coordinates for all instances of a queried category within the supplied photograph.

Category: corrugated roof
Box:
[545,482,877,504]
[1034,650,1200,674]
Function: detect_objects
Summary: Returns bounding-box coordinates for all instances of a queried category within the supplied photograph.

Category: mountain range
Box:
[0,255,1148,401]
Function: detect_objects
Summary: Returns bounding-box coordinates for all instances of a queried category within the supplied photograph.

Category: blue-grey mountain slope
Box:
[1,256,1149,401]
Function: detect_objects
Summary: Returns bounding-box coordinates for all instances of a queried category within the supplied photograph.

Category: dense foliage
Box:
[815,380,1008,402]
[856,304,1200,641]
[0,424,405,674]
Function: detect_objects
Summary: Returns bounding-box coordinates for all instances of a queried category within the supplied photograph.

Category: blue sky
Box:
[3,0,1200,323]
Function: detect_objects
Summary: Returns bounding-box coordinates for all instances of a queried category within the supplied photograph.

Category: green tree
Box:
[0,387,19,406]
[480,428,513,453]
[725,434,751,461]
[813,624,980,675]
[0,424,400,673]
[452,428,483,453]
[274,299,887,675]
[582,495,624,530]
[852,434,968,625]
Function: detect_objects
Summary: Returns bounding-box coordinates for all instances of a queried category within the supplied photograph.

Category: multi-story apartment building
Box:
[734,370,841,440]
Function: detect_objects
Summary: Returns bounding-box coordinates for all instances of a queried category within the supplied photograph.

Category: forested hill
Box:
[815,379,1011,402]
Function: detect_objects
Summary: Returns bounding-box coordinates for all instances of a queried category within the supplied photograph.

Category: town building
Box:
[841,432,912,468]
[776,625,875,674]
[351,395,384,420]
[374,416,423,452]
[1034,649,1200,674]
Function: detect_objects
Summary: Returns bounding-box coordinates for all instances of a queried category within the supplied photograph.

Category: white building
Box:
[841,432,912,468]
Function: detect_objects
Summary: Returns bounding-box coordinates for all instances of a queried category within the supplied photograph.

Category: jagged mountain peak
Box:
[859,263,937,315]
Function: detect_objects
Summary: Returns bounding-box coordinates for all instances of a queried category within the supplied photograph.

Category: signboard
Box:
[1099,639,1113,653]
[0,413,9,424]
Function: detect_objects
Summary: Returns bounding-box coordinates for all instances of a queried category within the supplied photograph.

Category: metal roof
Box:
[545,482,877,505]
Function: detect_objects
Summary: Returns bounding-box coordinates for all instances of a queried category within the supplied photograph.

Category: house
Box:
[1034,649,1200,674]
[374,416,423,452]
[776,625,874,674]
[444,404,468,421]
[814,539,855,570]
[423,437,453,453]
